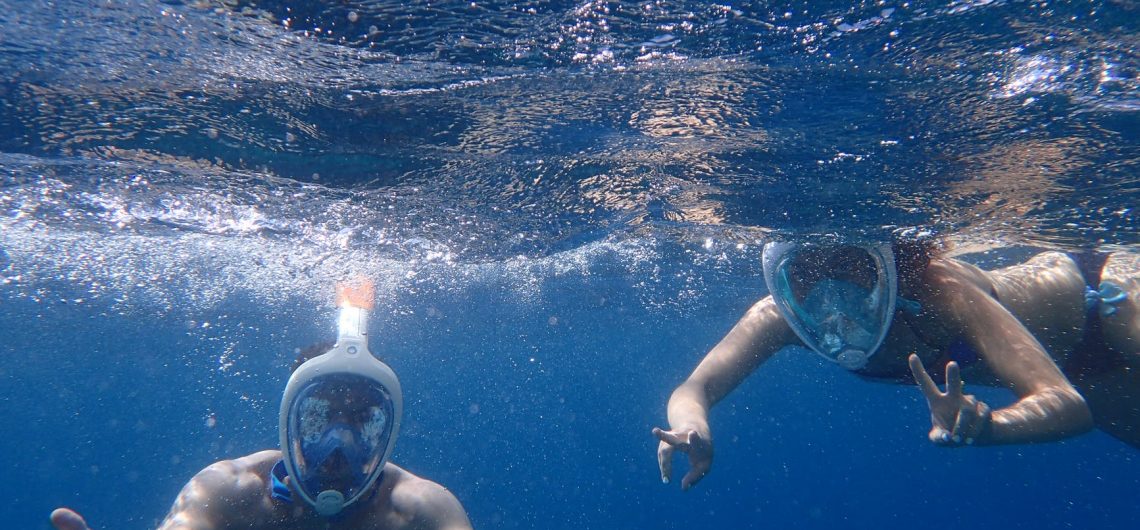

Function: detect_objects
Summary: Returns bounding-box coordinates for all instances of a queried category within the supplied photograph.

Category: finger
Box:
[964,400,991,445]
[908,354,940,399]
[929,427,952,446]
[681,462,709,491]
[652,427,689,448]
[656,439,674,484]
[958,399,989,443]
[945,361,963,401]
[951,403,967,444]
[50,509,90,530]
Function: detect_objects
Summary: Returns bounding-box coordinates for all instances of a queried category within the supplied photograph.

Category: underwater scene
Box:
[1,0,1138,528]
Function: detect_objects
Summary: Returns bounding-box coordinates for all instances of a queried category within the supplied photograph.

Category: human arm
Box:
[911,259,1093,446]
[653,296,795,489]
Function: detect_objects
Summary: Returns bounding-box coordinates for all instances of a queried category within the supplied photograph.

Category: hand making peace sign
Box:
[908,354,993,446]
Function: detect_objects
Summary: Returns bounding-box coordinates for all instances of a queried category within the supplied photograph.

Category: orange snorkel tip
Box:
[336,278,376,310]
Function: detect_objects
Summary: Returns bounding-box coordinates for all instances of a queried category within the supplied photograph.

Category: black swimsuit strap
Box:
[1071,251,1109,290]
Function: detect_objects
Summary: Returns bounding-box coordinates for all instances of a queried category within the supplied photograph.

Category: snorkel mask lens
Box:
[285,374,395,514]
[762,242,898,370]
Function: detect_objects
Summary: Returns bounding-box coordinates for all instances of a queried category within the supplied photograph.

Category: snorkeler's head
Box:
[762,241,899,370]
[279,285,402,517]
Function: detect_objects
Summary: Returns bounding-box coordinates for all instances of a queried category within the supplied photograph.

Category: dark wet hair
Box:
[292,340,334,373]
[890,230,945,287]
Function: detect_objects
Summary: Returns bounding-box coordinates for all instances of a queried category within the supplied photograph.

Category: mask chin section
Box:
[836,349,869,371]
[314,490,346,516]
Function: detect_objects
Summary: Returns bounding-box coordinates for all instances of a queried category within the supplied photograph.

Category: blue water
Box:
[2,0,1138,528]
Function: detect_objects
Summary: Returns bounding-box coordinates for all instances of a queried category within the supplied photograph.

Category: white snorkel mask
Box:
[762,241,898,370]
[279,282,403,517]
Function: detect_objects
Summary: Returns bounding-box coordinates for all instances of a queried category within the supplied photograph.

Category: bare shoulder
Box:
[192,450,278,494]
[921,256,993,291]
[919,253,1079,303]
[386,464,473,530]
[158,450,280,530]
[907,257,995,321]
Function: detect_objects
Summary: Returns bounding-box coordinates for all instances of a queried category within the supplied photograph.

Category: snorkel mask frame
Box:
[762,241,898,370]
[279,292,403,517]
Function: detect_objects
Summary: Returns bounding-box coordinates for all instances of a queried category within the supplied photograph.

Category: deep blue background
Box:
[2,0,1139,528]
[3,248,1139,529]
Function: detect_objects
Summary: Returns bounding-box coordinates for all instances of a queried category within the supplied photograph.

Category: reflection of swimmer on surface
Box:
[52,280,473,530]
[654,233,1139,490]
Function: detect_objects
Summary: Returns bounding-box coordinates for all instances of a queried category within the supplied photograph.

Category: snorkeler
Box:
[50,280,473,530]
[654,235,1139,490]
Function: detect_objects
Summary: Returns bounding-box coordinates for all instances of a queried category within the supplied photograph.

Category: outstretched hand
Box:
[653,426,713,490]
[50,508,91,530]
[908,354,993,446]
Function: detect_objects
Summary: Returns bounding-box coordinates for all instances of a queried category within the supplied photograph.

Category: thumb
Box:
[652,427,689,448]
[656,439,674,484]
[50,508,90,530]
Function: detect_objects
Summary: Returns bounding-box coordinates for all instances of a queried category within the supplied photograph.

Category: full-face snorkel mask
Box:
[762,242,898,370]
[279,283,403,516]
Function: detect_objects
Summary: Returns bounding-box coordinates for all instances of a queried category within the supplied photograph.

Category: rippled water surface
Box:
[2,1,1138,529]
